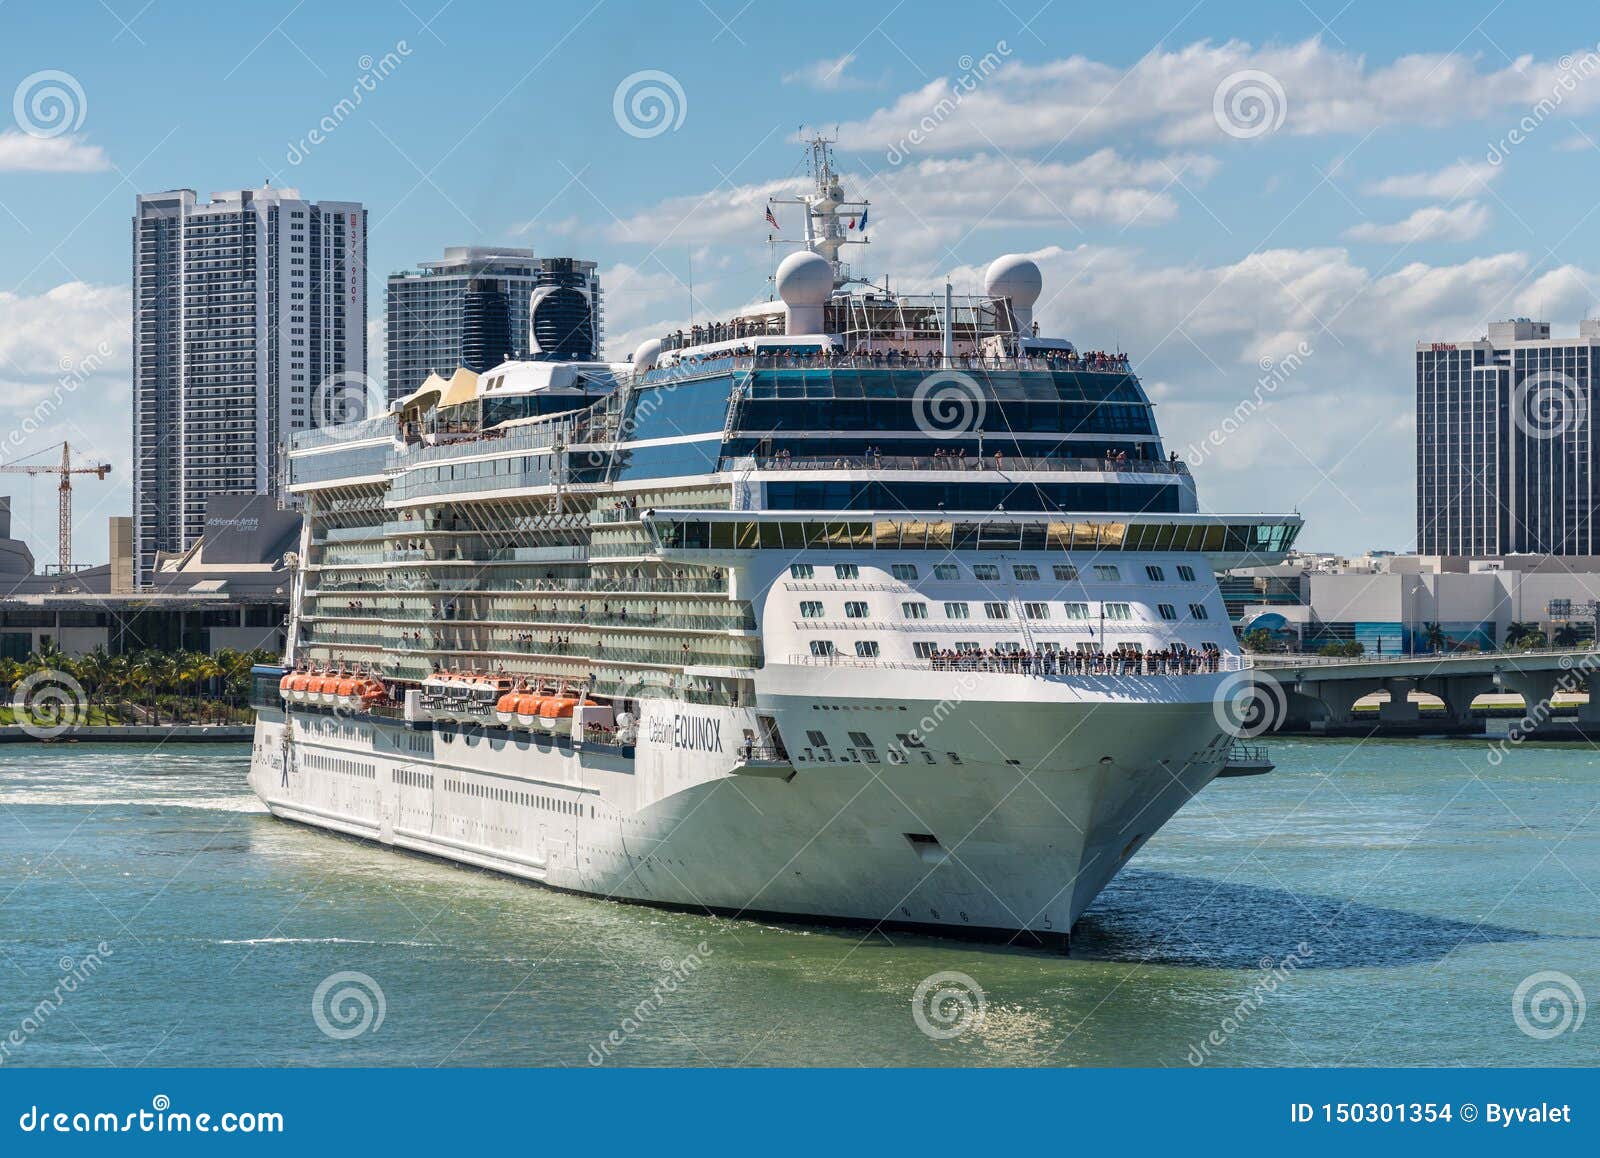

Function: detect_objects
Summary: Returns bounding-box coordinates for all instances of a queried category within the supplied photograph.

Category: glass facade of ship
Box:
[1417,319,1600,557]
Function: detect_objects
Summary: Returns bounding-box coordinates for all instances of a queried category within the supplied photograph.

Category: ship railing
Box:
[784,653,1250,676]
[729,454,1188,475]
[304,577,728,597]
[647,352,1134,378]
[304,607,757,631]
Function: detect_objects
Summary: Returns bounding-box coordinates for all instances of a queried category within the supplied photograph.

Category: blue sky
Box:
[5,0,1600,562]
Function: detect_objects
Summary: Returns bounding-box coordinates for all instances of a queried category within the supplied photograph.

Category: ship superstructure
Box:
[247,140,1300,949]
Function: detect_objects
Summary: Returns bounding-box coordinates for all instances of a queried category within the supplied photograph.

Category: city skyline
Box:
[6,0,1600,565]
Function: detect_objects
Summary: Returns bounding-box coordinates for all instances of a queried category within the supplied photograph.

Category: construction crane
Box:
[0,442,112,573]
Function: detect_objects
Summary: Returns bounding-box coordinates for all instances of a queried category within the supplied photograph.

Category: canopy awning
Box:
[437,367,481,409]
[395,372,448,414]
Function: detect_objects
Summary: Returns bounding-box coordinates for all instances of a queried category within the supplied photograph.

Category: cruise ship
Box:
[247,139,1301,950]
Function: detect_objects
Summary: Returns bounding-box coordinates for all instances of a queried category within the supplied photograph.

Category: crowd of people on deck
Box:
[926,643,1223,677]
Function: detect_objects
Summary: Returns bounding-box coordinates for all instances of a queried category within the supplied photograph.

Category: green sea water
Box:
[1,738,1595,1067]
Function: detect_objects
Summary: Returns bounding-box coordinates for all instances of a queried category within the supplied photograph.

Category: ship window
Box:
[807,730,827,746]
[844,601,869,618]
[835,564,859,579]
[1189,603,1210,620]
[1062,602,1090,619]
[1158,603,1177,620]
[1177,565,1196,581]
[933,564,959,580]
[1053,564,1079,581]
[855,640,880,658]
[973,564,1000,580]
[1013,565,1040,581]
[849,731,873,747]
[944,602,970,619]
[1104,602,1132,620]
[1202,641,1219,652]
[954,641,980,654]
[984,602,1011,620]
[1146,565,1165,581]
[892,564,919,580]
[1024,602,1050,620]
[912,642,935,658]
[1093,565,1121,581]
[800,600,824,617]
[790,563,813,579]
[901,601,928,619]
[809,640,837,657]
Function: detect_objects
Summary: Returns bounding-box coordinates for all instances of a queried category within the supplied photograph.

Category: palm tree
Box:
[1505,621,1546,650]
[1421,622,1449,654]
[1553,622,1583,648]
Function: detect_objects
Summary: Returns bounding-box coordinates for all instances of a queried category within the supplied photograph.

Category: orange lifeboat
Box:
[279,670,297,701]
[319,671,342,706]
[356,678,386,708]
[495,689,521,726]
[513,691,544,729]
[334,676,359,711]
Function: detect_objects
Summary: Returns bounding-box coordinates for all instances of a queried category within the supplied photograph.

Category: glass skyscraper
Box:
[385,248,603,403]
[1417,318,1600,556]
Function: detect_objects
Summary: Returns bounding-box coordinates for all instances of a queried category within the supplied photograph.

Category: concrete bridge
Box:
[1250,648,1600,737]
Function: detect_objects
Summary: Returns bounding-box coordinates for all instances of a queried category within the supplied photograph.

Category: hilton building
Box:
[386,248,603,404]
[1417,318,1600,557]
[132,185,366,586]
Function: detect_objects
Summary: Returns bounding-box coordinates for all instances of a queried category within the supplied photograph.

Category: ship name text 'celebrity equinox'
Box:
[247,137,1301,950]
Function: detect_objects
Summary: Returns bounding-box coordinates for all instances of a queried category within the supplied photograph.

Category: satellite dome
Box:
[985,254,1043,335]
[776,250,833,304]
[776,250,832,335]
[632,338,663,374]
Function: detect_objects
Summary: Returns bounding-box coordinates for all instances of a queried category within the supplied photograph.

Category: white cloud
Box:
[832,38,1600,155]
[0,283,132,564]
[0,130,110,172]
[1363,160,1500,198]
[783,53,869,91]
[1344,202,1491,243]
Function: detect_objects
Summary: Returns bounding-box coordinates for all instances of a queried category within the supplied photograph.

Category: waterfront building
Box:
[132,185,366,587]
[386,249,603,403]
[1417,318,1600,556]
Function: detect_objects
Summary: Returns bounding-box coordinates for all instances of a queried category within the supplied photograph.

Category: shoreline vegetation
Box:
[0,646,276,733]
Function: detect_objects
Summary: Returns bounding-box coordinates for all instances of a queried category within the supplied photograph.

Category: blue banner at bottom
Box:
[1,1068,1593,1153]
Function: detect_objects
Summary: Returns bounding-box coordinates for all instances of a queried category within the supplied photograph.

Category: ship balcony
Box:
[726,453,1188,476]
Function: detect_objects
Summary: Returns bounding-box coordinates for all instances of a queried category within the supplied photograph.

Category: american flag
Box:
[765,205,780,230]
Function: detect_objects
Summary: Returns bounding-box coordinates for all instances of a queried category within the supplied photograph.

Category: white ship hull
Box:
[248,665,1235,949]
